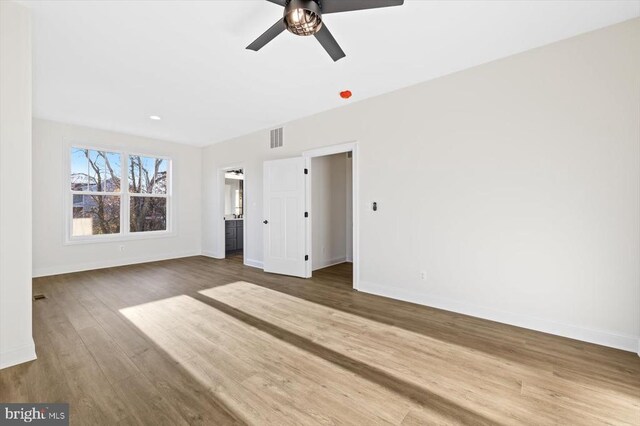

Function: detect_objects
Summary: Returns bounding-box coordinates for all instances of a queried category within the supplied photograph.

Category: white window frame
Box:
[64,142,174,245]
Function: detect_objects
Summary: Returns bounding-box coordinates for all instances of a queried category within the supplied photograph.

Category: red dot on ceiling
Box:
[340,90,352,99]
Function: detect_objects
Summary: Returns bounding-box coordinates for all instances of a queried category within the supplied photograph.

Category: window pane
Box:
[128,155,168,194]
[130,197,167,232]
[71,148,121,192]
[72,195,121,236]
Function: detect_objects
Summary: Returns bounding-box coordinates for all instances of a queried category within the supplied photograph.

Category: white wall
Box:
[311,153,348,270]
[32,119,202,277]
[202,19,640,352]
[345,154,353,262]
[0,1,36,369]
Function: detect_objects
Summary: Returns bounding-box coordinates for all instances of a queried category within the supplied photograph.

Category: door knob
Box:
[263,220,268,224]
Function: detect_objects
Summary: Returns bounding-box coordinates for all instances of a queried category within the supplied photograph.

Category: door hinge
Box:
[304,212,308,218]
[304,168,308,175]
[305,255,309,261]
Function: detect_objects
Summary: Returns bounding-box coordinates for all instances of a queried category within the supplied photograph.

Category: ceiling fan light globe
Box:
[285,9,322,35]
[284,0,323,36]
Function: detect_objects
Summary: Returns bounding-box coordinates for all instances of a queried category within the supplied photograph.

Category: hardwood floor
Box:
[1,257,638,425]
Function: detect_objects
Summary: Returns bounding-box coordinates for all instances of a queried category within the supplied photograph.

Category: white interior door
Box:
[263,157,307,277]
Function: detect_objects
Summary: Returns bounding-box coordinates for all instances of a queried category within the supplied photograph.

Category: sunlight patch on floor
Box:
[120,293,446,424]
[197,281,640,423]
[118,282,639,425]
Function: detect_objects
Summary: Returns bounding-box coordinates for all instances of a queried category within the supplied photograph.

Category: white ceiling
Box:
[22,0,640,146]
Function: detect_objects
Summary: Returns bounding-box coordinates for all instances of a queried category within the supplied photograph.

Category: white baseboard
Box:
[32,251,201,277]
[201,253,264,270]
[203,251,262,269]
[359,280,639,353]
[313,257,348,271]
[0,340,36,370]
[201,250,224,259]
[244,258,263,269]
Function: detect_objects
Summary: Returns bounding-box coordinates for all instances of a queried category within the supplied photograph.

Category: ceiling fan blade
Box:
[265,0,287,6]
[246,19,287,51]
[314,24,346,62]
[320,0,404,14]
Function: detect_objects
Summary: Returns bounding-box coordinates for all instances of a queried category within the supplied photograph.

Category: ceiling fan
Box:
[247,0,405,62]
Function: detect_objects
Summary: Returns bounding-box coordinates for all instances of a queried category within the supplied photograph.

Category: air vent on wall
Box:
[270,127,283,149]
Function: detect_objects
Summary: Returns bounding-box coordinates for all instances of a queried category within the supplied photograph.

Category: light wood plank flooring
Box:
[1,257,638,425]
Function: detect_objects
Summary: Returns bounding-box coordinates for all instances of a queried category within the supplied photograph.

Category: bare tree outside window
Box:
[69,147,171,240]
[128,155,168,232]
[70,148,121,236]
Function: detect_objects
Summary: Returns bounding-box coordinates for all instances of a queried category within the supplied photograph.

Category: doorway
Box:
[303,142,358,289]
[260,142,358,288]
[309,153,353,274]
[219,166,245,263]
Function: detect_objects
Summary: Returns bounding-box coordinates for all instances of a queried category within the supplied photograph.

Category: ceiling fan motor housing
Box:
[284,0,323,36]
[247,0,403,62]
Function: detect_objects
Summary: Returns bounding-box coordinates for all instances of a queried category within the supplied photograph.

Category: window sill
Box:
[64,230,176,246]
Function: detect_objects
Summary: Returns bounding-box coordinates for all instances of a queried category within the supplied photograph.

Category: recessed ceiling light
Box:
[149,115,161,120]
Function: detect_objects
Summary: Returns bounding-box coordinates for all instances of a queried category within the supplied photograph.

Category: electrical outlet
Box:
[420,271,427,280]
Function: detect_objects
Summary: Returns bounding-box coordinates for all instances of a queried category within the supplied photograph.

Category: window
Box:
[128,155,168,232]
[69,146,171,241]
[70,148,122,236]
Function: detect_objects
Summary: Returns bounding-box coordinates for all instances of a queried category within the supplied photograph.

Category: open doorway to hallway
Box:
[261,142,358,286]
[310,152,353,284]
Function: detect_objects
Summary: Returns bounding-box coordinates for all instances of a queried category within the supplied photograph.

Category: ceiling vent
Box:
[270,127,283,149]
